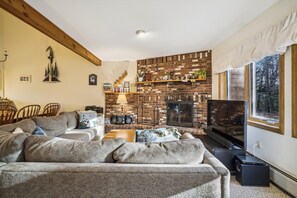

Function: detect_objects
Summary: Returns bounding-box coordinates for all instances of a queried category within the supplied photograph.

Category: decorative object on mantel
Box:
[43,46,60,83]
[137,71,145,82]
[89,74,97,85]
[103,83,112,92]
[0,50,8,62]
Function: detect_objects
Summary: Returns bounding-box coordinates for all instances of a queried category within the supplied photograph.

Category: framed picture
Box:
[89,74,97,85]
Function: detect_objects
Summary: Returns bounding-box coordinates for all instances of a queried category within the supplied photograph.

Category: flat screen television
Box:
[206,99,247,150]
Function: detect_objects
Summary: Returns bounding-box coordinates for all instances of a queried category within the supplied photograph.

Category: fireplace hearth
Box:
[167,101,194,127]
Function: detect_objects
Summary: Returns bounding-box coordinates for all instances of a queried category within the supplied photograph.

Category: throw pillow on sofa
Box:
[32,126,47,136]
[113,139,205,164]
[77,111,98,129]
[136,127,181,142]
[31,114,67,137]
[0,130,30,163]
[24,136,126,163]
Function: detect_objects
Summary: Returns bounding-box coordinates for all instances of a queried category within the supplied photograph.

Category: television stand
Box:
[196,134,245,174]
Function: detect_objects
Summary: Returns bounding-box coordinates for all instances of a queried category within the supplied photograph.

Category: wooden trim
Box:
[218,72,227,99]
[292,44,297,138]
[247,55,284,134]
[279,54,285,134]
[218,73,221,99]
[248,120,281,134]
[0,0,101,66]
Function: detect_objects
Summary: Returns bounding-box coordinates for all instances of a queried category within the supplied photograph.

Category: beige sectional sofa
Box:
[0,113,230,198]
[0,111,104,141]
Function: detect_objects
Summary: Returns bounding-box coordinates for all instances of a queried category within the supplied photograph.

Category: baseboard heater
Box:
[269,165,297,197]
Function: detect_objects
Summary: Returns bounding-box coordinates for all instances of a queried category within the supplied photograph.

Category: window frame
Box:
[246,55,284,134]
[292,44,297,138]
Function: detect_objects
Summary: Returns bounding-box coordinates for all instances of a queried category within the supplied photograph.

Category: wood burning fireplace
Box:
[167,101,194,127]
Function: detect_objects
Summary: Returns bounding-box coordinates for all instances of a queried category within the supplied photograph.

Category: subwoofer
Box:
[110,115,117,124]
[116,115,125,124]
[125,115,133,124]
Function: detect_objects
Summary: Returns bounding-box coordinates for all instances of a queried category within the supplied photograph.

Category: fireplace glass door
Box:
[167,102,193,127]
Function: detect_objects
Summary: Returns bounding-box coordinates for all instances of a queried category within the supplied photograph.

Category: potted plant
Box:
[137,71,145,82]
[194,69,207,80]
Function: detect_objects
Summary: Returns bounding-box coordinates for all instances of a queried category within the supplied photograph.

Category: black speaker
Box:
[116,115,125,124]
[110,115,117,124]
[125,115,133,124]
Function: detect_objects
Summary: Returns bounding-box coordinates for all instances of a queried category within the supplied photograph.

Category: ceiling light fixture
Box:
[136,30,146,37]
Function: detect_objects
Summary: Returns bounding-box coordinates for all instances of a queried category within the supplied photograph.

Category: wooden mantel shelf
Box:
[135,78,206,84]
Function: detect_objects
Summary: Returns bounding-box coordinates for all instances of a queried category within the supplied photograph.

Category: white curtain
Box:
[213,11,297,74]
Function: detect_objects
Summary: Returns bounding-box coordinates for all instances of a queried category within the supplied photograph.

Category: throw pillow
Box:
[12,127,24,134]
[0,119,36,134]
[136,127,181,142]
[0,130,30,163]
[113,139,205,164]
[24,136,126,163]
[31,114,67,137]
[32,126,47,136]
[77,111,98,129]
[181,132,195,139]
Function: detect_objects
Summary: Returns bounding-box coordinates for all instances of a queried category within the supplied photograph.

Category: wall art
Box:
[43,46,61,82]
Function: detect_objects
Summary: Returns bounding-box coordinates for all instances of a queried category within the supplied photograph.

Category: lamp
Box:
[116,94,127,114]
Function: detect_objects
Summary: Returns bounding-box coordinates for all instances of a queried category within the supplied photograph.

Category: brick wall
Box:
[105,50,212,134]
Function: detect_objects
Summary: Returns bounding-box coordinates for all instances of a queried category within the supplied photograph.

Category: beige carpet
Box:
[230,176,292,198]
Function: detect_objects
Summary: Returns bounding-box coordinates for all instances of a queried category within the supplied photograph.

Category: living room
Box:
[0,0,297,197]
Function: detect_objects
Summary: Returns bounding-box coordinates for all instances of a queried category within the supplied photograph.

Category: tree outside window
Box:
[250,54,280,122]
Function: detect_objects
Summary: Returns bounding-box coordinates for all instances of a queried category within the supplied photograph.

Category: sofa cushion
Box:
[32,115,67,137]
[113,139,205,164]
[0,119,36,134]
[0,130,30,162]
[59,111,79,130]
[77,111,98,129]
[24,136,126,163]
[58,127,98,141]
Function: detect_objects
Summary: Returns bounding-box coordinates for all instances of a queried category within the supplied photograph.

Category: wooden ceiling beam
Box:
[0,0,101,66]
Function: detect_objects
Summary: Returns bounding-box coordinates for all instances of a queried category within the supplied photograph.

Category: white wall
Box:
[212,0,297,178]
[0,9,137,111]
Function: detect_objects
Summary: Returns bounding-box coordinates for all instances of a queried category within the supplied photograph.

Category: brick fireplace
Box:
[105,50,212,134]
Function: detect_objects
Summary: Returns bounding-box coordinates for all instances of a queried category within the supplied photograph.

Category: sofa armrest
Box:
[203,150,230,198]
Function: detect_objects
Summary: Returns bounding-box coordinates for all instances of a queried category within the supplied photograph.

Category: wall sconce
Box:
[0,51,8,62]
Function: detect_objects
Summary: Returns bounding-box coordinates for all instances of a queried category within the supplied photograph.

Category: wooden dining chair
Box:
[15,104,41,122]
[42,103,61,117]
[0,105,17,125]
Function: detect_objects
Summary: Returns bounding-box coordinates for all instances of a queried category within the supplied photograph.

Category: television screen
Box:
[207,100,247,149]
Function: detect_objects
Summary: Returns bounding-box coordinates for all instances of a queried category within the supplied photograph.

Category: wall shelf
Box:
[135,78,206,84]
[104,92,140,94]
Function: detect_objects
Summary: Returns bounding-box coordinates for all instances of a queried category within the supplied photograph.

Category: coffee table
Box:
[103,129,136,142]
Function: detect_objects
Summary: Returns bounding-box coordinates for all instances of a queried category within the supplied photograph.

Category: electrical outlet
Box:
[256,141,262,149]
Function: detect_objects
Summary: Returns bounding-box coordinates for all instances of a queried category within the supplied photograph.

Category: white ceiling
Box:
[25,0,278,61]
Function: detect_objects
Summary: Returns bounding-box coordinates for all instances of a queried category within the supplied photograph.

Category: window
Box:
[248,54,284,134]
[227,67,245,100]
